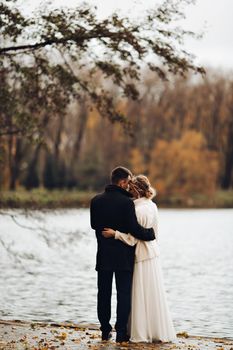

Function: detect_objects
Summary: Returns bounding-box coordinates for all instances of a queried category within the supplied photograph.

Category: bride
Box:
[102,175,176,343]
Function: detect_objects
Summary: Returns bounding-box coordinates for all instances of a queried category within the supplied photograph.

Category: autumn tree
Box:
[149,130,219,198]
[0,0,205,190]
[0,0,204,132]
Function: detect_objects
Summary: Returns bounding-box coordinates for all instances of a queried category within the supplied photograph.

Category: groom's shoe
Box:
[116,333,130,343]
[101,331,112,341]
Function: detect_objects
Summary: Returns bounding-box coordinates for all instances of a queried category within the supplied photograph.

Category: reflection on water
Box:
[0,208,233,339]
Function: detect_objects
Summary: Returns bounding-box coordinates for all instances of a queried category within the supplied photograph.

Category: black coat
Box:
[90,184,155,271]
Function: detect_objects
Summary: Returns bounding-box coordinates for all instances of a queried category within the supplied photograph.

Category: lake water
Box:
[0,208,232,339]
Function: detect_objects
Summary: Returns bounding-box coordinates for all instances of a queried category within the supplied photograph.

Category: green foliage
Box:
[0,1,28,40]
[0,0,204,140]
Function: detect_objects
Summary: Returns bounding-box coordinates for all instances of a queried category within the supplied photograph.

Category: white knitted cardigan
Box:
[115,197,160,262]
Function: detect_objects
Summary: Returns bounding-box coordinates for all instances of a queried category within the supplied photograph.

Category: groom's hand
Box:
[102,228,116,238]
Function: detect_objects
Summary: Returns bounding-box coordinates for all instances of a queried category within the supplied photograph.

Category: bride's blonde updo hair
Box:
[129,175,156,199]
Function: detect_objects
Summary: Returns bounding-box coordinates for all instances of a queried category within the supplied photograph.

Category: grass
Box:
[0,187,96,209]
[0,188,232,209]
[157,190,233,208]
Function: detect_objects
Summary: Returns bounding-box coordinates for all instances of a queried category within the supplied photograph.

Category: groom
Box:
[90,166,155,342]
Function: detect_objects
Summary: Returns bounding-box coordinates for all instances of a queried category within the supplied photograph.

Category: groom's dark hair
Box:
[111,166,132,184]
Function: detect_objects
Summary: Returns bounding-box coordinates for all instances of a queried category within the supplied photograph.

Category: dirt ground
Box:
[0,320,232,350]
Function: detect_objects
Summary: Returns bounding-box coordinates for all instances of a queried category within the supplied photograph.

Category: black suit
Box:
[90,184,155,337]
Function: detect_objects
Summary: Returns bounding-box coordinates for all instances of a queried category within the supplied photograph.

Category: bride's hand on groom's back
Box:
[102,228,116,238]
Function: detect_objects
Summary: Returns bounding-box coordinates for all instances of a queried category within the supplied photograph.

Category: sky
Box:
[20,0,233,69]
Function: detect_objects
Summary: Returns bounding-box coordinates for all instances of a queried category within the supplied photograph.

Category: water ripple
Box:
[0,208,233,339]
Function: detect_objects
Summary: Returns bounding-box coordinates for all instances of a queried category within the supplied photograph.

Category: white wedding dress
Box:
[115,197,176,343]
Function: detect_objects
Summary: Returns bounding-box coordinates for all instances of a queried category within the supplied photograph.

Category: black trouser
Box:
[97,270,133,336]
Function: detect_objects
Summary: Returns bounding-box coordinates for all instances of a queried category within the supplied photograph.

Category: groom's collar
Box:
[105,184,132,197]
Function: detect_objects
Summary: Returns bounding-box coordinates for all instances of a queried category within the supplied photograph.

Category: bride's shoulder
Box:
[134,197,156,210]
[134,197,147,205]
[142,199,159,215]
[150,200,158,209]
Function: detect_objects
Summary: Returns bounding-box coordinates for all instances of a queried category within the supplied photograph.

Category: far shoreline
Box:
[0,188,233,210]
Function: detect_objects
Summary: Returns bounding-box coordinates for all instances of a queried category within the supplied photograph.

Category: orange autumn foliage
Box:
[149,131,219,197]
[130,148,147,174]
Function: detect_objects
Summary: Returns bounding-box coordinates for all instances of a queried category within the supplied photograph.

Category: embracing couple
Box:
[90,166,176,343]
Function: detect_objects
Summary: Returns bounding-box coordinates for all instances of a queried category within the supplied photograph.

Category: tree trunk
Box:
[54,114,64,163]
[25,142,43,189]
[25,115,50,189]
[221,118,233,189]
[9,138,23,190]
[72,100,88,162]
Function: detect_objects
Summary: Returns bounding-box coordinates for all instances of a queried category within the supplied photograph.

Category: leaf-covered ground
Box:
[0,320,232,350]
